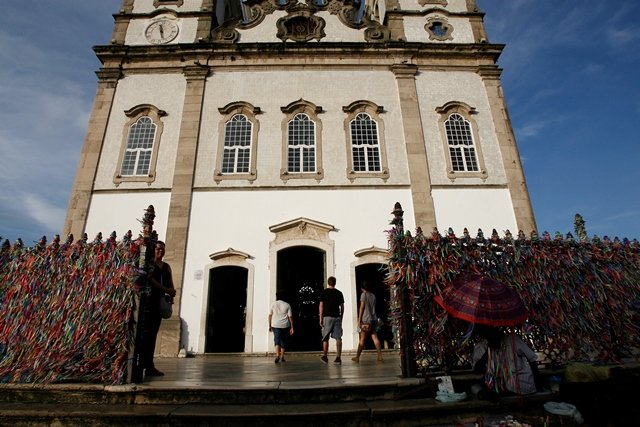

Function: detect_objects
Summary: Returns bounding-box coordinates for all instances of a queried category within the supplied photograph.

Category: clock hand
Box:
[159,24,164,38]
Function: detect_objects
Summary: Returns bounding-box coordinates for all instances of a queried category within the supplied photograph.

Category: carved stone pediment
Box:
[209,247,252,262]
[269,217,335,245]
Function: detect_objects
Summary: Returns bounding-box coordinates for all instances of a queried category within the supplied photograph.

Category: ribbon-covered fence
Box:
[0,231,141,384]
[387,203,640,375]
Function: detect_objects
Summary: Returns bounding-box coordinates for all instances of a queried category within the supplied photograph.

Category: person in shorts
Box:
[352,281,383,363]
[319,276,344,364]
[269,292,294,363]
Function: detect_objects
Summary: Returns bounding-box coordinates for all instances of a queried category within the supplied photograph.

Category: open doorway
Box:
[277,246,325,351]
[355,263,394,349]
[205,266,248,353]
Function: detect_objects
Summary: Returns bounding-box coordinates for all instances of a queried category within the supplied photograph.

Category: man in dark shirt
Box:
[319,276,344,364]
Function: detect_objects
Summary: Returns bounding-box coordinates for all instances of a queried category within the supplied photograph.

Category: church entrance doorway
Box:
[355,263,394,349]
[276,246,325,352]
[205,266,248,353]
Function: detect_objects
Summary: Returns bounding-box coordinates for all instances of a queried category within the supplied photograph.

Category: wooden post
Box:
[127,205,156,383]
[391,203,417,377]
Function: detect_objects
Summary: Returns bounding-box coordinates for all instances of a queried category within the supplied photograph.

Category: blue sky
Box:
[0,0,638,246]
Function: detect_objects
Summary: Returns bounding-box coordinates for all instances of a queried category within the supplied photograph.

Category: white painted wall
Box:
[83,192,172,241]
[182,188,415,353]
[125,15,200,46]
[94,74,186,190]
[195,69,410,188]
[432,187,517,236]
[415,70,507,186]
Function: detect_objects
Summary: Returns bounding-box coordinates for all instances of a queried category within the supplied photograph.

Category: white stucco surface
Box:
[195,69,410,188]
[83,192,172,241]
[431,187,517,236]
[94,74,186,190]
[415,70,507,185]
[181,188,415,353]
[125,15,199,46]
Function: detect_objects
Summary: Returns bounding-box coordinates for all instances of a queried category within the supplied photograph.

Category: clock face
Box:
[145,19,179,45]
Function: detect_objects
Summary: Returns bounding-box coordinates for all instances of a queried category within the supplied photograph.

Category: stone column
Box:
[157,65,209,357]
[63,68,121,239]
[392,64,437,231]
[479,67,537,234]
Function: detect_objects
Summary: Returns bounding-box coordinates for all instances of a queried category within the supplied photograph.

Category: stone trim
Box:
[480,74,537,234]
[435,101,488,180]
[424,15,454,41]
[419,0,447,6]
[154,0,184,7]
[113,104,167,185]
[268,217,336,321]
[161,65,209,357]
[342,100,389,181]
[200,251,256,353]
[63,68,121,239]
[214,102,261,183]
[391,64,437,231]
[276,8,326,42]
[280,99,324,182]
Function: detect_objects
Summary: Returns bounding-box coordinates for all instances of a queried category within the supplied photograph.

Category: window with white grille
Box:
[120,117,156,176]
[215,102,260,182]
[350,113,381,172]
[287,113,316,173]
[445,113,479,172]
[222,114,252,174]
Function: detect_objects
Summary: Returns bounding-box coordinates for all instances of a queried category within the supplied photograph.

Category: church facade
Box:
[64,0,535,356]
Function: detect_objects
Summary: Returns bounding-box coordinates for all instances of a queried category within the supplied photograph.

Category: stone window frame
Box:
[342,100,389,181]
[425,15,454,41]
[214,101,261,183]
[200,248,255,353]
[436,101,487,180]
[154,0,184,7]
[280,99,324,182]
[113,104,166,185]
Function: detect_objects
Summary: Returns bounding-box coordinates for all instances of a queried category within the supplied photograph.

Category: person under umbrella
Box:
[435,273,540,397]
[471,325,540,398]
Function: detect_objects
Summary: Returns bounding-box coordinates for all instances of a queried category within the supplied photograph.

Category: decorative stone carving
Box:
[276,9,326,42]
[208,0,390,44]
[212,25,240,43]
[364,22,390,42]
[269,218,336,246]
[425,15,454,41]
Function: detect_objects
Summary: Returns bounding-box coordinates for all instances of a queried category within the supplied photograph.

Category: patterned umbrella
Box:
[434,273,528,326]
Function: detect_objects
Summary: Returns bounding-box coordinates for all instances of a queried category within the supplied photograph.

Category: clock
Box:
[145,19,179,45]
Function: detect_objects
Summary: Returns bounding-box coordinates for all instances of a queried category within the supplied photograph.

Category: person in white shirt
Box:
[269,292,294,363]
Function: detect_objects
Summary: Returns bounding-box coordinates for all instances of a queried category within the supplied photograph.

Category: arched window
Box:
[114,104,166,184]
[343,100,388,180]
[350,113,381,172]
[121,117,156,176]
[445,113,478,172]
[280,100,323,181]
[215,102,260,182]
[222,114,252,174]
[287,113,316,173]
[436,102,487,179]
